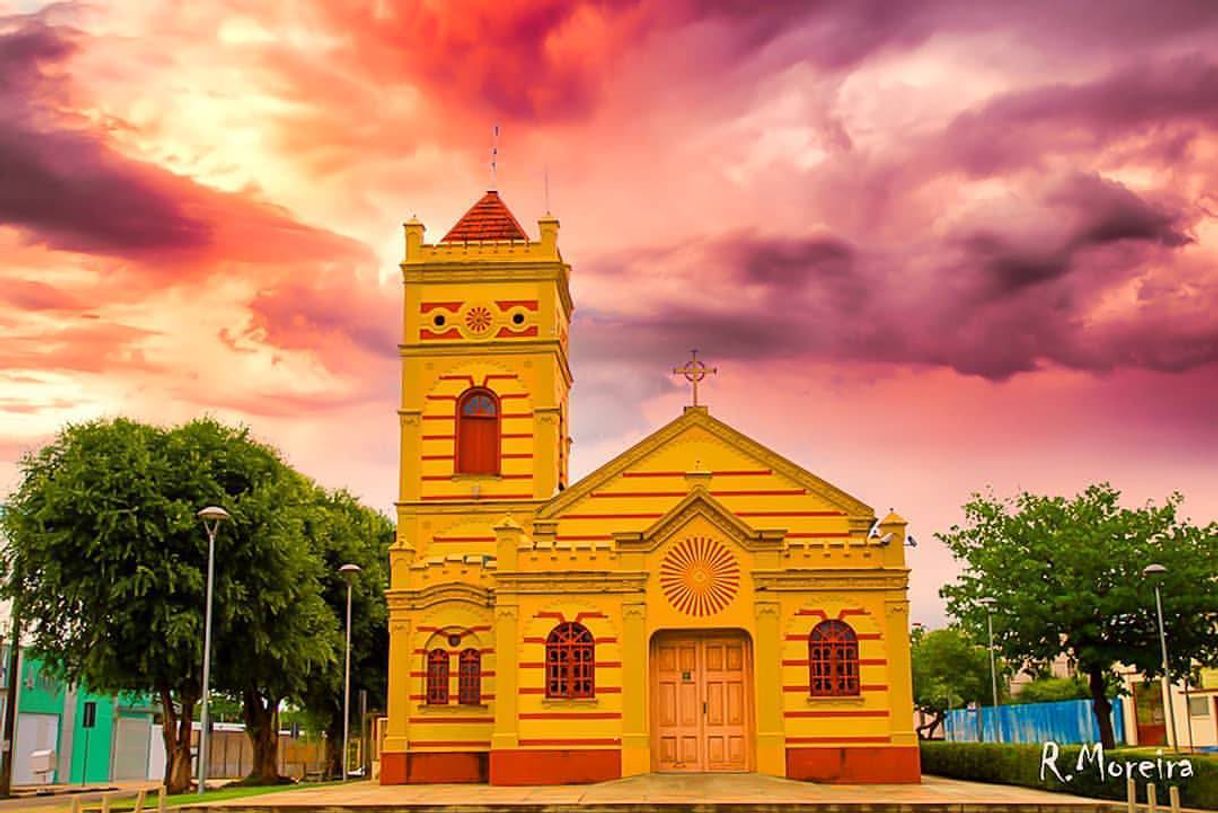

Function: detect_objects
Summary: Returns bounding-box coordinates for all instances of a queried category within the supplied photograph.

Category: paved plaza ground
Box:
[182,773,1118,811]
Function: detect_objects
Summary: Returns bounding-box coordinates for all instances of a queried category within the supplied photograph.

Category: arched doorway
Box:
[650,629,754,772]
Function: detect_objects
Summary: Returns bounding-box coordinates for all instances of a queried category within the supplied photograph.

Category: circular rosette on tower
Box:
[464,306,493,334]
[660,536,740,617]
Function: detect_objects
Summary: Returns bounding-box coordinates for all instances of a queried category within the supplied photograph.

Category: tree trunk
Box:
[160,687,196,794]
[242,688,282,784]
[1088,667,1116,749]
[324,720,342,780]
[916,709,945,740]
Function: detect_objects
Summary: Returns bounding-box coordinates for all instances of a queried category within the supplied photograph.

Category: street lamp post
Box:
[1143,564,1178,751]
[978,598,999,741]
[195,506,231,796]
[339,563,362,780]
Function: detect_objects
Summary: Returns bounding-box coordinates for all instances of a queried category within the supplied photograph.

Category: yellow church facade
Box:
[382,191,920,786]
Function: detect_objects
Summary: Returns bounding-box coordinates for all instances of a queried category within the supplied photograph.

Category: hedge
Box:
[921,741,1218,810]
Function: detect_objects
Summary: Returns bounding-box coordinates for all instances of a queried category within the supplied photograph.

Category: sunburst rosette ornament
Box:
[660,536,740,617]
[464,305,493,334]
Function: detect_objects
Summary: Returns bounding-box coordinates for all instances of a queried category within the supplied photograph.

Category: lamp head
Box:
[340,563,362,581]
[1142,563,1167,577]
[977,597,997,610]
[197,505,231,535]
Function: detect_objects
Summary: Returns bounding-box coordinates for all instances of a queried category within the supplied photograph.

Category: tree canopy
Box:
[0,417,391,790]
[938,483,1218,748]
[911,626,1001,738]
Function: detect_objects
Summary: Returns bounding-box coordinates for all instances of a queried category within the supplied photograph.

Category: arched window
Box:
[808,620,860,697]
[456,388,500,475]
[458,649,482,705]
[426,649,450,704]
[545,622,595,699]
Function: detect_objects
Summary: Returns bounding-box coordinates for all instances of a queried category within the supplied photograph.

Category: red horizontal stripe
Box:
[783,684,889,692]
[501,453,533,459]
[421,494,533,501]
[501,433,532,439]
[420,454,454,461]
[787,736,891,744]
[484,374,519,380]
[796,609,829,618]
[782,658,888,667]
[421,474,530,481]
[517,738,620,747]
[422,415,453,421]
[519,686,621,694]
[408,694,496,701]
[422,434,455,441]
[437,374,476,382]
[589,489,805,498]
[519,712,621,720]
[416,625,491,633]
[560,513,663,520]
[420,302,463,313]
[736,510,845,517]
[785,710,889,718]
[522,636,617,644]
[501,412,533,419]
[783,632,881,641]
[411,648,494,655]
[408,717,494,724]
[495,300,539,311]
[425,394,458,401]
[519,661,621,669]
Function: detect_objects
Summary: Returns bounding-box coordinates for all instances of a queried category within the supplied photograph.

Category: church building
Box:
[382,190,919,786]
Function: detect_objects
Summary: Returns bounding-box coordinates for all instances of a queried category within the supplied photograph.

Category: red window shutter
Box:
[458,649,482,705]
[456,389,500,475]
[545,622,595,699]
[426,649,450,704]
[808,620,860,697]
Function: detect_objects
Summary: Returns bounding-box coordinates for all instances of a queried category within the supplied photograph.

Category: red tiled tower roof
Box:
[441,190,529,242]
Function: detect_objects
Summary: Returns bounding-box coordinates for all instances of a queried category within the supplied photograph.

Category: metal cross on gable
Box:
[672,349,717,407]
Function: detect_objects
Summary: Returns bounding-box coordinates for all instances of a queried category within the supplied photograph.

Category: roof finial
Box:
[490,124,500,190]
[544,164,551,215]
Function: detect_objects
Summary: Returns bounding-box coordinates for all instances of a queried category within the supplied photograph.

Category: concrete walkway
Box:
[186,773,1119,811]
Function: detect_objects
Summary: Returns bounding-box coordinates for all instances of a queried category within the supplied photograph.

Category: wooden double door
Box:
[652,631,753,772]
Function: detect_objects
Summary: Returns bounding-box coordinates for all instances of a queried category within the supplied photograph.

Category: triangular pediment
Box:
[540,406,872,520]
[613,486,786,553]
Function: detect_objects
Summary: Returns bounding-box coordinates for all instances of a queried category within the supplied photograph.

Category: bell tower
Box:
[396,190,573,549]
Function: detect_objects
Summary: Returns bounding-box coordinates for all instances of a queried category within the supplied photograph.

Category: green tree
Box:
[1012,675,1090,704]
[0,417,344,791]
[297,488,393,777]
[939,483,1218,749]
[911,626,1000,738]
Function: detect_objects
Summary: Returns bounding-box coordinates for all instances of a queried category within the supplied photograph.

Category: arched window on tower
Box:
[426,649,450,704]
[808,619,860,697]
[545,622,595,699]
[458,649,482,705]
[456,388,500,475]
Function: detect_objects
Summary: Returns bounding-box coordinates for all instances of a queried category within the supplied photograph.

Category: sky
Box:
[1,1,1216,625]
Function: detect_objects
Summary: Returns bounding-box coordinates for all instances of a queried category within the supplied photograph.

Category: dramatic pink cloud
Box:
[1,1,1217,623]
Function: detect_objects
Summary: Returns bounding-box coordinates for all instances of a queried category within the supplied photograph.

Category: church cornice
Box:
[398,341,573,387]
[401,263,574,320]
[752,568,909,592]
[494,571,648,595]
[388,582,494,610]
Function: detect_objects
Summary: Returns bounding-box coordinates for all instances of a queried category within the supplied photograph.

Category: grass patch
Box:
[101,781,346,811]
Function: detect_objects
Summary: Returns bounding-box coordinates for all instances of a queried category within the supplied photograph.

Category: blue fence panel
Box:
[943,698,1125,744]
